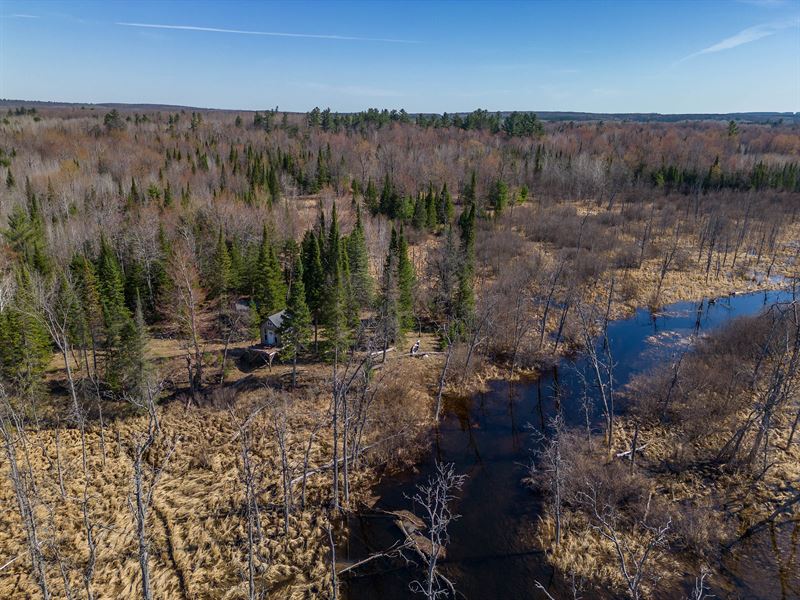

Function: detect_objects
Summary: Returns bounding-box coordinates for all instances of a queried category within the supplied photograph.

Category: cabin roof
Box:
[263,309,286,330]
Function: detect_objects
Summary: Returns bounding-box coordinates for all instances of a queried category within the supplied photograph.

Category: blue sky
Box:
[1,0,798,113]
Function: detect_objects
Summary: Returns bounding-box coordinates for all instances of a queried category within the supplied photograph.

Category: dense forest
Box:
[0,103,798,599]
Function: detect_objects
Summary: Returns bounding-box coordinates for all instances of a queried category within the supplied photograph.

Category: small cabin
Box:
[260,310,285,347]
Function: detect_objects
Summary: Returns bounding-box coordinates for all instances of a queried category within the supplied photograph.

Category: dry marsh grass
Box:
[0,347,440,599]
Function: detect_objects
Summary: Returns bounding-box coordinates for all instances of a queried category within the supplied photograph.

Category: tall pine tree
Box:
[396,227,416,332]
[322,204,350,355]
[454,202,477,329]
[0,268,51,397]
[254,225,286,319]
[347,205,373,308]
[438,182,454,224]
[378,229,401,354]
[301,229,325,353]
[280,256,312,387]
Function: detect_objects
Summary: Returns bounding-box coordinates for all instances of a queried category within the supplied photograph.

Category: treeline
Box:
[4,105,797,232]
[648,156,800,193]
[305,106,544,136]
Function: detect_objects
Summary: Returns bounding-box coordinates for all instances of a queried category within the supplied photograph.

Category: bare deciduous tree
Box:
[528,414,567,546]
[126,379,174,600]
[0,387,51,599]
[407,462,466,599]
[578,485,671,600]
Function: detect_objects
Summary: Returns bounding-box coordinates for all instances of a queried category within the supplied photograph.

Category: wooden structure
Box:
[260,310,285,346]
[247,346,281,369]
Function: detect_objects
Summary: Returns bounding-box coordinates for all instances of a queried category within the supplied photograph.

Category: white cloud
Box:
[680,18,798,62]
[116,22,419,44]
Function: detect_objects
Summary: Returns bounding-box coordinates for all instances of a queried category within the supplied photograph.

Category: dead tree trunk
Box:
[0,395,51,599]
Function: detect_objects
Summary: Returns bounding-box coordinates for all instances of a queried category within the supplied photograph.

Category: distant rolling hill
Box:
[1,99,797,124]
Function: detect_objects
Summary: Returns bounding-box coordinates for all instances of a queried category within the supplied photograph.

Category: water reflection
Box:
[344,289,797,599]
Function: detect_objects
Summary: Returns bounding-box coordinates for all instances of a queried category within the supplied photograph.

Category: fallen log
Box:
[616,442,649,458]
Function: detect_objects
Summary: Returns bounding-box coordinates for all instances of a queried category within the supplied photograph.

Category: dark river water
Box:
[343,288,798,600]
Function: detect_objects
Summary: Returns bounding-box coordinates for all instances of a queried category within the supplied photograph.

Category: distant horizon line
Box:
[1,98,797,119]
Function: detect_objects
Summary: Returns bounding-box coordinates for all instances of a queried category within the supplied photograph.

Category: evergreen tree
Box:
[123,258,148,316]
[5,168,14,188]
[0,269,51,397]
[301,229,325,353]
[431,225,460,322]
[148,224,171,314]
[70,254,104,378]
[96,236,135,388]
[463,170,478,206]
[438,182,454,224]
[364,178,379,215]
[340,242,360,332]
[425,185,438,229]
[322,204,350,355]
[347,205,374,307]
[228,236,245,294]
[396,227,416,332]
[113,292,148,395]
[282,238,301,292]
[379,174,403,218]
[378,230,401,352]
[315,147,330,191]
[412,194,428,230]
[280,256,312,387]
[489,179,509,215]
[97,236,132,348]
[455,203,477,327]
[254,226,287,319]
[267,167,280,204]
[3,186,51,275]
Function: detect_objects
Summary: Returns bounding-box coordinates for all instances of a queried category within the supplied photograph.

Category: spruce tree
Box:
[412,194,428,229]
[364,178,379,214]
[322,204,350,355]
[463,170,478,206]
[280,256,312,387]
[378,231,400,353]
[425,185,438,229]
[396,227,416,332]
[97,237,138,389]
[438,182,454,224]
[347,205,373,308]
[489,179,509,215]
[3,190,51,275]
[114,292,148,395]
[0,268,51,397]
[301,229,325,353]
[123,259,148,316]
[254,225,287,319]
[70,254,104,378]
[379,174,396,217]
[97,235,133,353]
[455,203,477,328]
[267,167,280,204]
[431,225,460,322]
[340,242,360,331]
